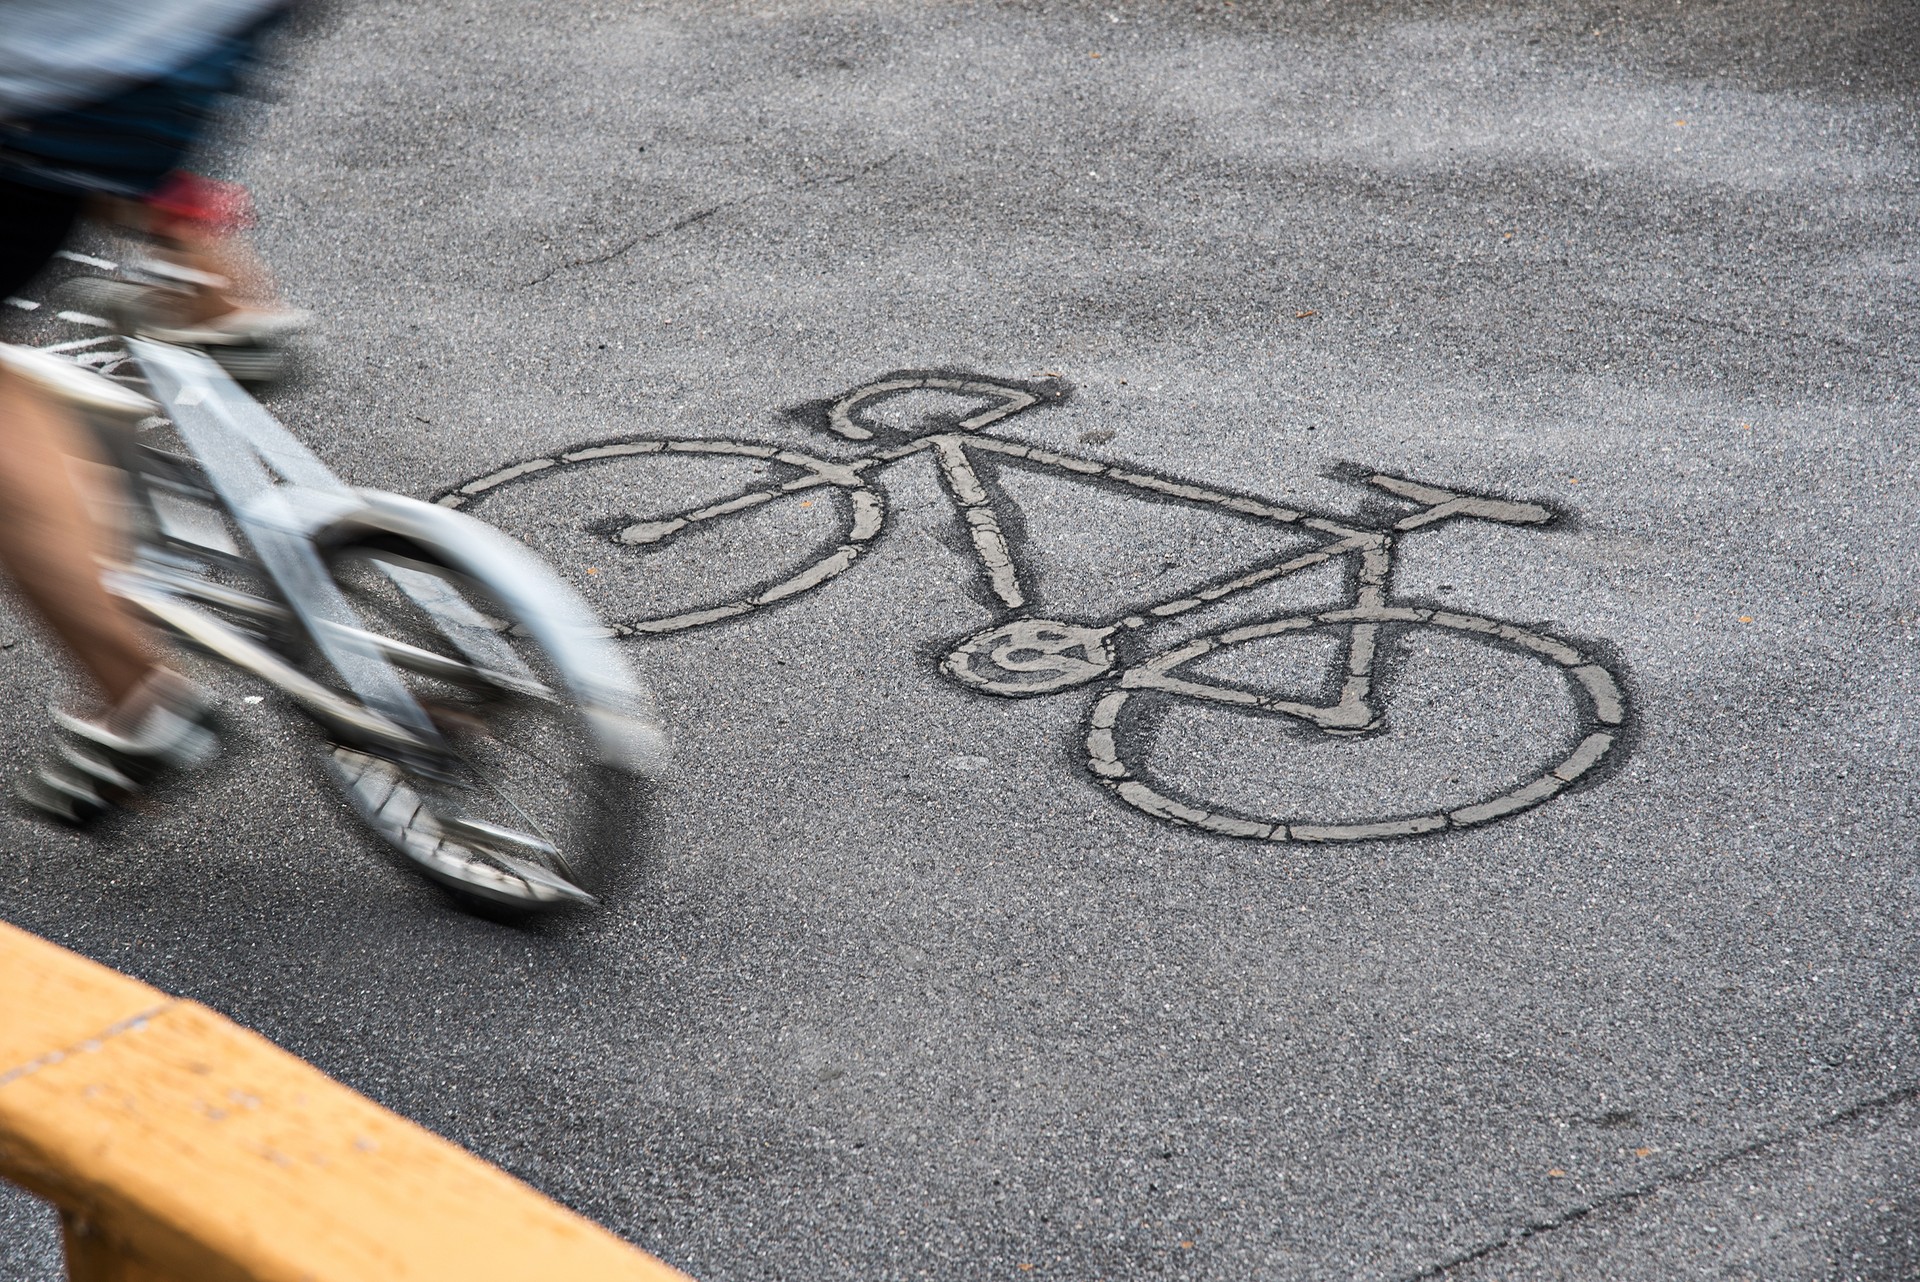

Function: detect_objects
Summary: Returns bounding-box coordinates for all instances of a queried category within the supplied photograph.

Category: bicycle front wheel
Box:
[313,492,666,910]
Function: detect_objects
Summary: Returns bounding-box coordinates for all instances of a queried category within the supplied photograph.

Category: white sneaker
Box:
[19,670,220,826]
[135,306,310,347]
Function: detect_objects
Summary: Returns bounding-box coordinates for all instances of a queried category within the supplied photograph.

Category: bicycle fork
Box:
[1285,475,1553,735]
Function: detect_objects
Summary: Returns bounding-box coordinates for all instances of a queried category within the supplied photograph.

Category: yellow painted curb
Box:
[0,922,691,1281]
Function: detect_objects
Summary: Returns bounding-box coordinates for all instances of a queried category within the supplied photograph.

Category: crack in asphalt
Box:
[1401,1077,1920,1280]
[519,152,900,288]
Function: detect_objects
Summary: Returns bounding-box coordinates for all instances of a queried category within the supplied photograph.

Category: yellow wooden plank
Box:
[0,924,167,1069]
[0,924,690,1282]
[64,1211,193,1282]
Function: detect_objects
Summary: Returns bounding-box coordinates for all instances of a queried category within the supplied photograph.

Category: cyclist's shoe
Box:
[134,306,309,348]
[18,670,220,826]
[60,276,307,384]
[133,306,308,385]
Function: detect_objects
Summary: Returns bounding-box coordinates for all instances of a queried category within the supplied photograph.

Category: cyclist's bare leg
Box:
[0,367,155,708]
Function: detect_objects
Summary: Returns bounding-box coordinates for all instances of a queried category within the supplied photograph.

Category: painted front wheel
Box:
[1085,606,1627,842]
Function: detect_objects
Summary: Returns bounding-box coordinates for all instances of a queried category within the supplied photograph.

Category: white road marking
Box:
[442,371,1629,845]
[55,250,117,270]
[1089,606,1626,842]
[36,335,118,353]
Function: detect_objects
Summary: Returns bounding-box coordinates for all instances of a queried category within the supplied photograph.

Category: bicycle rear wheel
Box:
[313,493,666,910]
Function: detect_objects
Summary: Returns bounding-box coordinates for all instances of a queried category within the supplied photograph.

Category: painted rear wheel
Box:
[439,439,885,636]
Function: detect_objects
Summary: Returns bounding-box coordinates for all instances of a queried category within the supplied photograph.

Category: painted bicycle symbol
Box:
[439,371,1630,843]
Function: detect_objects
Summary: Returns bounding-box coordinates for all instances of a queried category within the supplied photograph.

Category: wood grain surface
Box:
[0,922,690,1281]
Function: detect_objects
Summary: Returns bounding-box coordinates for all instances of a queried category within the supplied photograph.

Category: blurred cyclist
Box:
[1,0,301,821]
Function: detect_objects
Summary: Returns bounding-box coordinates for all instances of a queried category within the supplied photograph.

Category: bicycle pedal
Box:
[126,257,231,290]
[206,344,290,385]
[54,277,155,330]
[16,770,109,827]
[54,741,140,792]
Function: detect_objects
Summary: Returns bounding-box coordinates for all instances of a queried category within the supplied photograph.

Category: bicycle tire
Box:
[310,491,666,910]
[439,438,886,635]
[1086,605,1627,842]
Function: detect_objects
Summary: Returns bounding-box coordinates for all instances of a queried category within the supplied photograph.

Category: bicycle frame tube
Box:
[126,339,448,759]
[912,423,1553,733]
[913,422,1399,725]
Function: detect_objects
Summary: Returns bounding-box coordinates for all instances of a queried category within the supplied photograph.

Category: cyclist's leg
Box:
[138,6,291,317]
[138,176,283,322]
[0,180,153,709]
[0,12,301,820]
[2,181,218,822]
[17,11,305,347]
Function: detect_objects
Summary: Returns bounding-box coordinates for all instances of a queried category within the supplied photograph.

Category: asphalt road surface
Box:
[3,0,1917,1278]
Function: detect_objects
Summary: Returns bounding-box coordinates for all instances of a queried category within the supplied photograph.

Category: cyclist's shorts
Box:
[0,8,282,200]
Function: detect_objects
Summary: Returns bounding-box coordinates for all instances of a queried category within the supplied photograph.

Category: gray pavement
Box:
[2,0,1917,1277]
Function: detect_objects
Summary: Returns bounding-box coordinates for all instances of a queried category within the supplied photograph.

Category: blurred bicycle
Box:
[1,326,667,910]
